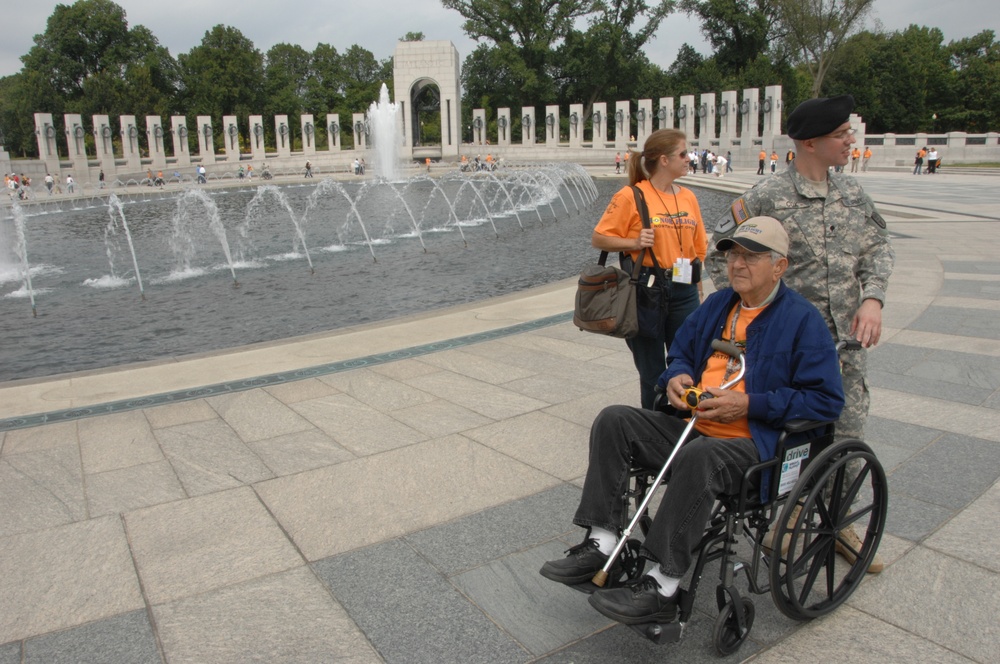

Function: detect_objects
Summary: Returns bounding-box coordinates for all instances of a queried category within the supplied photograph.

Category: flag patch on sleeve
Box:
[730,198,750,225]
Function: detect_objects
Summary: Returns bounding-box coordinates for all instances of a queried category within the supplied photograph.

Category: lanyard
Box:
[724,302,743,382]
[649,185,686,253]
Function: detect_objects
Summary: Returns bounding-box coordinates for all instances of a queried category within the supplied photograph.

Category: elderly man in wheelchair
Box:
[541,216,885,652]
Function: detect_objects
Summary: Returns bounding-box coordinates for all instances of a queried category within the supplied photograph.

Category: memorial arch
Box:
[393,41,462,162]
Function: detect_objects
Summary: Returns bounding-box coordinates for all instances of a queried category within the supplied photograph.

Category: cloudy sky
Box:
[0,0,994,79]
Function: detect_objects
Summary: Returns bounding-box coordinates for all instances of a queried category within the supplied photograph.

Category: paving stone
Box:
[153,418,274,496]
[77,411,163,474]
[289,392,428,456]
[866,342,934,375]
[206,389,314,443]
[389,398,494,438]
[0,421,77,456]
[416,348,537,385]
[86,460,186,517]
[926,478,1000,572]
[246,428,354,476]
[263,377,340,404]
[313,539,529,664]
[405,484,583,576]
[154,566,379,664]
[910,305,1000,338]
[0,517,143,644]
[403,371,549,419]
[849,546,1000,664]
[867,370,987,405]
[319,367,439,410]
[887,432,1000,510]
[0,444,85,538]
[256,435,556,561]
[464,410,591,480]
[0,642,20,664]
[882,492,957,543]
[749,605,976,664]
[142,399,218,429]
[124,487,301,604]
[23,610,159,664]
[863,416,943,451]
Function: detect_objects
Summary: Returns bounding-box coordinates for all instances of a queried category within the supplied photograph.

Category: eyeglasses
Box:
[726,249,770,265]
[823,126,857,141]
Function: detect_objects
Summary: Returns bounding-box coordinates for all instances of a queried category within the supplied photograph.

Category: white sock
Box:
[589,527,618,556]
[645,566,682,597]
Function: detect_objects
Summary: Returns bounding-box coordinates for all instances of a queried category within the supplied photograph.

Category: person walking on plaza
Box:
[98,169,105,189]
[913,147,926,175]
[786,149,795,166]
[850,147,861,172]
[862,147,872,172]
[769,150,778,173]
[591,129,707,410]
[305,161,313,178]
[757,149,766,175]
[725,150,733,173]
[615,152,622,174]
[707,95,894,573]
[44,173,54,195]
[65,174,75,193]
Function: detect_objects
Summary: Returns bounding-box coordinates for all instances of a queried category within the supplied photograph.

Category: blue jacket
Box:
[664,281,845,498]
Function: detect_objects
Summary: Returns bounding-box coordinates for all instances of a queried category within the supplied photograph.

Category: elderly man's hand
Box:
[666,374,694,410]
[696,387,749,423]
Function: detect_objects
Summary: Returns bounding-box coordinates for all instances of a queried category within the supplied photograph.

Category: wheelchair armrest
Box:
[783,419,835,435]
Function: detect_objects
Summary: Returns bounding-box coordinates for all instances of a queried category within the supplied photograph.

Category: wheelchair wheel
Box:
[769,439,887,620]
[713,597,755,655]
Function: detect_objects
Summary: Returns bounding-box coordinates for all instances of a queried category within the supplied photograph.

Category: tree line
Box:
[0,0,996,159]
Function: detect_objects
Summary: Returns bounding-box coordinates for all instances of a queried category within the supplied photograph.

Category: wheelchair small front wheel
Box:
[713,597,755,655]
[769,439,887,620]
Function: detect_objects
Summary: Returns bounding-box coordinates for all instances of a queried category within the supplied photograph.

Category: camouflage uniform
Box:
[706,163,894,441]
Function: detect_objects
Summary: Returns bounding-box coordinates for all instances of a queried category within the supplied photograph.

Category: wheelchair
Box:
[587,342,889,656]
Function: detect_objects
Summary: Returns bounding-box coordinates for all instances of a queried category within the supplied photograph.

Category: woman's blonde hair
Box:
[628,128,687,185]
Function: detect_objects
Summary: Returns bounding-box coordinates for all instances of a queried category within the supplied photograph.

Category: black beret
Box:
[787,95,855,140]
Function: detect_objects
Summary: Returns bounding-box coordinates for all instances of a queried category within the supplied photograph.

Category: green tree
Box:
[944,30,1000,132]
[177,25,264,123]
[679,0,781,73]
[400,32,425,41]
[304,43,346,115]
[774,0,875,97]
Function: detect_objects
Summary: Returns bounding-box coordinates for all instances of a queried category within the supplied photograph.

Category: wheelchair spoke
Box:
[793,536,836,607]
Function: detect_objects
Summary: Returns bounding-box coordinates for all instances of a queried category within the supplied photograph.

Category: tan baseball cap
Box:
[715,216,789,256]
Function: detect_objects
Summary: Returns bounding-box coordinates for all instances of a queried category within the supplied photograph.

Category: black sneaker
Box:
[539,538,620,585]
[588,575,679,625]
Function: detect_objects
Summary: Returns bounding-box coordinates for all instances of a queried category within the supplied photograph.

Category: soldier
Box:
[706,95,893,573]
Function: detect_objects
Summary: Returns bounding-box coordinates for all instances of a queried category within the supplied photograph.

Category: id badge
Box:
[673,258,693,284]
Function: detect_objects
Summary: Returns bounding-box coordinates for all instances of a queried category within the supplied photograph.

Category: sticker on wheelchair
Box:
[778,444,810,496]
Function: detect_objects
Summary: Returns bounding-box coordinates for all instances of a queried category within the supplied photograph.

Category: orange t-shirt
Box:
[594,180,707,268]
[863,148,872,158]
[693,302,767,439]
[852,148,860,159]
[759,151,766,160]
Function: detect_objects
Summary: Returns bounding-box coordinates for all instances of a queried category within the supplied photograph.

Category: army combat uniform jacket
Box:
[706,163,894,440]
[706,163,894,344]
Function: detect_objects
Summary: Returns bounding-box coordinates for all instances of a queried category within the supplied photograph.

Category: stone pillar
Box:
[222,115,240,162]
[636,99,653,148]
[592,103,608,146]
[472,109,487,145]
[352,113,367,150]
[301,114,316,155]
[325,114,341,151]
[34,113,59,163]
[614,101,630,150]
[249,115,266,161]
[762,85,782,139]
[568,104,583,148]
[196,115,215,164]
[698,93,717,141]
[274,115,292,158]
[719,91,738,145]
[145,116,167,169]
[0,138,9,182]
[521,107,535,146]
[64,113,87,165]
[95,114,117,174]
[544,105,559,146]
[658,97,674,130]
[741,88,760,139]
[120,115,142,171]
[678,95,695,140]
[497,108,512,147]
[169,116,190,168]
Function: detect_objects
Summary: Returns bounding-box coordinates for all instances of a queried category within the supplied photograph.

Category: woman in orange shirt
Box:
[593,129,707,408]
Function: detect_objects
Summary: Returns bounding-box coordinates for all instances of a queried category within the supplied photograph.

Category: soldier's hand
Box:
[851,299,883,348]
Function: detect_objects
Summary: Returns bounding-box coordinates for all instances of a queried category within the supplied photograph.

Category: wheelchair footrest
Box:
[628,620,685,645]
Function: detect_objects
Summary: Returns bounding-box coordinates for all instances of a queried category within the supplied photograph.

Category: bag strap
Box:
[597,186,659,285]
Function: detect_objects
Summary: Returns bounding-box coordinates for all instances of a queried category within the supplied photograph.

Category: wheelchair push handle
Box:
[711,339,742,358]
[836,339,863,352]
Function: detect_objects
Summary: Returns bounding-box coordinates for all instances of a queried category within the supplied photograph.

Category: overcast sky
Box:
[1,0,994,80]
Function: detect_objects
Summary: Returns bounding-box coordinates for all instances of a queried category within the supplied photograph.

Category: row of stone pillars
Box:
[31,112,378,178]
[472,86,784,150]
